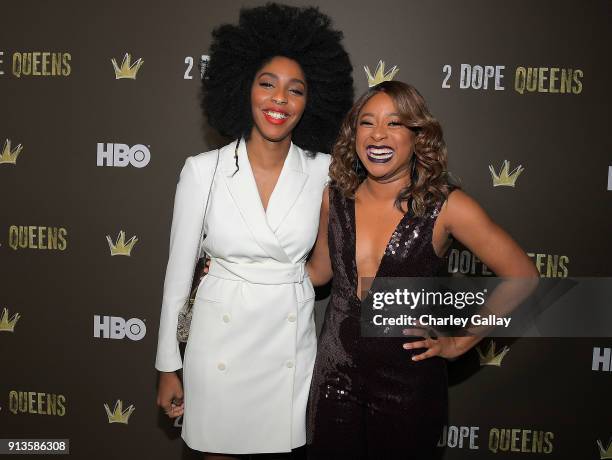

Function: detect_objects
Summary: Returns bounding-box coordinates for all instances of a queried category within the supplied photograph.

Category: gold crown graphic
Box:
[0,139,23,165]
[104,400,135,424]
[111,53,144,79]
[477,341,510,366]
[364,60,399,88]
[106,230,138,256]
[0,307,20,332]
[489,160,524,187]
[598,439,612,459]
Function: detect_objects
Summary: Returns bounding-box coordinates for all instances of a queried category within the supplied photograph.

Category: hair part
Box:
[329,80,459,216]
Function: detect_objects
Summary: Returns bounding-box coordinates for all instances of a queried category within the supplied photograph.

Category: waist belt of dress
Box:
[208,258,307,285]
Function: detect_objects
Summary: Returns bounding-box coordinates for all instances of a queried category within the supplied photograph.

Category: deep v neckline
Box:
[351,197,412,301]
[244,142,290,216]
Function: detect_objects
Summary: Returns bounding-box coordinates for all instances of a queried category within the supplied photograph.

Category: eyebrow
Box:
[258,72,306,86]
[360,112,401,117]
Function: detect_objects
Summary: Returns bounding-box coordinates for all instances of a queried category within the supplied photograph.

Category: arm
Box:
[406,189,539,360]
[306,186,333,286]
[155,156,208,372]
[441,190,539,279]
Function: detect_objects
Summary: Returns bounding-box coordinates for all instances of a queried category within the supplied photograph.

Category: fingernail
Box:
[403,343,409,349]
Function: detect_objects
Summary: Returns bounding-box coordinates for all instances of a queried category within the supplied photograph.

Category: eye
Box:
[259,81,274,88]
[388,120,403,127]
[290,88,304,96]
[359,120,373,126]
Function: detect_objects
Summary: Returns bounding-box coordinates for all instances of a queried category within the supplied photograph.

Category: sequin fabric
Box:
[307,187,448,459]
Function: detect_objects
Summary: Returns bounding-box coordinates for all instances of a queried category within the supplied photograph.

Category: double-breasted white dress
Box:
[155,139,330,454]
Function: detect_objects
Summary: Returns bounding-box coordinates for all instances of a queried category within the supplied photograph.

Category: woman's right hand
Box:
[157,371,184,418]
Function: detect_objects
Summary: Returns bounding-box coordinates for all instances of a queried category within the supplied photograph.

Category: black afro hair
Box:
[202,2,354,154]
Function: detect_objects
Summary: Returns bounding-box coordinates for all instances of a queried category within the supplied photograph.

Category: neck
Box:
[245,128,291,168]
[362,170,411,202]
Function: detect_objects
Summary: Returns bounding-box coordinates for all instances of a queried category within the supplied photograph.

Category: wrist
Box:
[455,335,481,354]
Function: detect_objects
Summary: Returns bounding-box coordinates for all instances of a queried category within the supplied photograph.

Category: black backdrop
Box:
[1,1,611,459]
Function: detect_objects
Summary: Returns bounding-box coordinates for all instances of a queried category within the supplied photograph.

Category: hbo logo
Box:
[96,143,150,168]
[94,315,146,340]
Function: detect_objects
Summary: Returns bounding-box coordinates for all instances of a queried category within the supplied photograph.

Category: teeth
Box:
[369,152,393,160]
[264,110,288,119]
[368,147,394,157]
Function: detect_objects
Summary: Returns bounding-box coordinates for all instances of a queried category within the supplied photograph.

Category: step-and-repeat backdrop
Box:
[1,1,611,458]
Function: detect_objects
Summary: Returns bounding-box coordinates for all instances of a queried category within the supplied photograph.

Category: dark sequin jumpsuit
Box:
[307,187,448,459]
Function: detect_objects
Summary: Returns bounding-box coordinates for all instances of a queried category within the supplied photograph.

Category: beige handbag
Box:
[176,148,220,343]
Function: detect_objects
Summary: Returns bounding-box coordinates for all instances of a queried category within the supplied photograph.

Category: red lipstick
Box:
[262,108,290,125]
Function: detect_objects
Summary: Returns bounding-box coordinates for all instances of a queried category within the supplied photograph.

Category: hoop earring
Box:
[353,153,364,177]
[410,151,418,184]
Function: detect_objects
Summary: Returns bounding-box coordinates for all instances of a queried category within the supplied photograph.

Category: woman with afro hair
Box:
[155,3,353,459]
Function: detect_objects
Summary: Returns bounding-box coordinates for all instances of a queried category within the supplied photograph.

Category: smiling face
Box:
[355,92,415,181]
[250,56,307,143]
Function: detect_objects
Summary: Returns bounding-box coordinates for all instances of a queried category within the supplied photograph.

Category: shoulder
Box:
[438,189,491,231]
[295,145,331,175]
[186,140,237,182]
[190,140,235,167]
[441,189,478,213]
[305,153,331,189]
[326,182,352,214]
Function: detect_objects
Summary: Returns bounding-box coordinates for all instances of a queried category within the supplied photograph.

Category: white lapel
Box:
[221,139,292,263]
[265,142,308,233]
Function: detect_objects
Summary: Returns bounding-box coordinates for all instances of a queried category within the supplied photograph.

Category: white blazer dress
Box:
[155,138,330,454]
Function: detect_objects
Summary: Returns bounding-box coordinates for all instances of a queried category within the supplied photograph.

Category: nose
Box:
[371,122,387,141]
[272,87,288,105]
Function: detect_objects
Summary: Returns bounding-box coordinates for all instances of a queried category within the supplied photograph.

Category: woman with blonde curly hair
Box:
[305,81,538,458]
